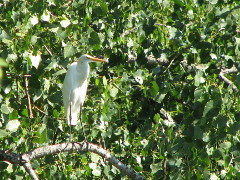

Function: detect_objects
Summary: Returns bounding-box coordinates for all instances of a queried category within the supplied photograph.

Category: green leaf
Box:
[149,81,159,97]
[89,163,101,176]
[30,54,41,69]
[90,153,100,162]
[207,0,218,5]
[53,69,67,77]
[173,0,184,7]
[203,100,214,118]
[64,44,76,58]
[210,173,219,180]
[6,120,20,132]
[154,113,161,123]
[29,16,39,26]
[0,161,9,170]
[110,86,118,97]
[60,18,71,28]
[1,104,12,114]
[32,160,40,169]
[0,129,9,138]
[102,76,107,86]
[150,162,161,174]
[154,93,166,103]
[89,31,100,46]
[194,126,203,139]
[0,58,8,67]
[38,124,48,143]
[219,141,231,150]
[194,71,205,86]
[41,9,50,22]
[194,87,204,102]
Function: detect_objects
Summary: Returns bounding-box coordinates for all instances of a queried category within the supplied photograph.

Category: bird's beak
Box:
[88,55,108,63]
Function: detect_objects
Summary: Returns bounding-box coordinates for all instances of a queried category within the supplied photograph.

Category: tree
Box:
[1,0,240,179]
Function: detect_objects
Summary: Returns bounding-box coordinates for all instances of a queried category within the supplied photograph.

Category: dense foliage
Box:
[1,0,240,179]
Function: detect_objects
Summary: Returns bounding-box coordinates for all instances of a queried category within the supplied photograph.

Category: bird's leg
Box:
[69,102,72,142]
[80,104,87,141]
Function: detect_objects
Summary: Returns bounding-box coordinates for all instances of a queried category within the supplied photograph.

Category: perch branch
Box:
[0,142,145,180]
[23,162,39,180]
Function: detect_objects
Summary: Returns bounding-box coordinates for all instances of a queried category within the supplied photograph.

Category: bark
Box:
[0,142,145,180]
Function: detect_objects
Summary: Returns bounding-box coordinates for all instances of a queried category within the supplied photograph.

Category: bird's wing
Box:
[62,63,77,123]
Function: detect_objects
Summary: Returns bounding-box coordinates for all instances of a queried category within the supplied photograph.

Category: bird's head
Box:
[78,54,108,63]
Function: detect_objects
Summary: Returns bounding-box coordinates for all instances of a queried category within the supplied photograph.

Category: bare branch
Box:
[44,45,53,56]
[0,142,146,180]
[219,71,238,93]
[122,27,137,37]
[160,108,175,127]
[6,73,32,77]
[0,150,23,164]
[24,76,34,118]
[221,66,238,74]
[164,46,191,72]
[23,162,39,180]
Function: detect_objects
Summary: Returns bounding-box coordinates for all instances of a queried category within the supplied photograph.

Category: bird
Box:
[62,54,108,140]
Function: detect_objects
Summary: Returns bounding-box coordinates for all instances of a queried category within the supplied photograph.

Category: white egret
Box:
[62,54,108,140]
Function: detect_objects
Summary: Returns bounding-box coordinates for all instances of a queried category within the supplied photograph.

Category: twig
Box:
[154,23,167,27]
[0,142,146,180]
[164,46,191,72]
[122,27,137,37]
[163,158,167,180]
[33,105,47,115]
[221,66,238,74]
[24,76,34,118]
[219,71,238,93]
[160,108,175,127]
[6,73,32,77]
[44,45,53,56]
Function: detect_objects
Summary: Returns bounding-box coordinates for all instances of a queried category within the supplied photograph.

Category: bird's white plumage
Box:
[62,54,107,126]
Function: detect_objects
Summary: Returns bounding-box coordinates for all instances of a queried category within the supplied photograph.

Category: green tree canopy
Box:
[1,0,240,179]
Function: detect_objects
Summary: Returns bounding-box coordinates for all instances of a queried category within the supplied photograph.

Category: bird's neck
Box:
[76,61,90,78]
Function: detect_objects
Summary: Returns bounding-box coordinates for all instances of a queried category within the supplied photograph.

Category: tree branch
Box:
[219,69,238,93]
[23,162,39,180]
[24,76,34,118]
[160,108,175,127]
[0,142,146,180]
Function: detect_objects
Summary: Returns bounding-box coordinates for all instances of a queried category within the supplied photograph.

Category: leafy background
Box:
[1,0,240,179]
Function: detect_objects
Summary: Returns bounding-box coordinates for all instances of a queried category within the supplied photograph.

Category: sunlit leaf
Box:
[1,104,12,114]
[6,120,20,132]
[150,162,161,174]
[29,16,39,26]
[64,44,76,58]
[0,58,8,67]
[41,9,50,22]
[30,54,41,69]
[210,173,219,180]
[219,141,231,150]
[60,18,71,28]
[194,71,205,86]
[0,129,9,138]
[110,86,118,97]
